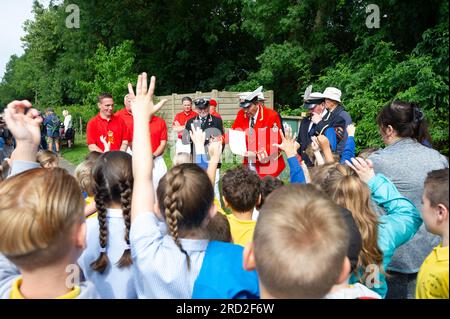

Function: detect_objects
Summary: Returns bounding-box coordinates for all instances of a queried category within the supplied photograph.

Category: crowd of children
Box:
[0,73,448,299]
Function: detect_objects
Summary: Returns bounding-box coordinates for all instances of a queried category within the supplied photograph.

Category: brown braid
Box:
[163,166,191,270]
[90,189,110,273]
[117,181,132,268]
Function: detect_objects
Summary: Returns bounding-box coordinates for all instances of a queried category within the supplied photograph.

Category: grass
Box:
[60,134,89,166]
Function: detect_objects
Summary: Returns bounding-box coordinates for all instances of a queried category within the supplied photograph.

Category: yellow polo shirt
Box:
[10,277,81,299]
[416,244,449,299]
[226,214,256,247]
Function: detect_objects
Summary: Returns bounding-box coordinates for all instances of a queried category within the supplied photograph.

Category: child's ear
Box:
[222,196,229,208]
[243,242,256,271]
[437,204,449,222]
[209,203,217,219]
[336,257,351,286]
[75,222,87,250]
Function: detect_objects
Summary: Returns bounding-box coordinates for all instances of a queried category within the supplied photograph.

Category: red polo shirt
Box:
[173,110,197,139]
[130,115,168,153]
[86,113,129,152]
[115,108,133,141]
[231,105,286,177]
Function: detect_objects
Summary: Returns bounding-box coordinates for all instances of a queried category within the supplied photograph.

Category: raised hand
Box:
[4,100,42,147]
[316,134,330,149]
[347,123,356,137]
[345,157,375,183]
[190,124,206,154]
[311,136,321,152]
[272,124,299,158]
[100,135,111,152]
[311,113,322,124]
[208,140,223,163]
[128,73,168,121]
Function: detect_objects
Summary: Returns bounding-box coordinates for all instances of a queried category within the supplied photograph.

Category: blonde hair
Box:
[36,150,59,168]
[312,163,384,282]
[254,184,349,298]
[0,168,85,270]
[74,159,96,196]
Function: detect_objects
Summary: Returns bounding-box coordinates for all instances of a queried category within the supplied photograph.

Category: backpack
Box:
[47,115,61,135]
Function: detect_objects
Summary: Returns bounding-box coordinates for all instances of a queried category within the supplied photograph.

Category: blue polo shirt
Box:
[192,240,260,299]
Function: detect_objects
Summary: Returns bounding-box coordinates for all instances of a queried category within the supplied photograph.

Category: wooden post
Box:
[212,89,219,112]
[171,93,176,119]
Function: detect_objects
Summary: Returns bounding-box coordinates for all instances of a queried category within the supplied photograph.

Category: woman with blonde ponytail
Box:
[77,151,136,299]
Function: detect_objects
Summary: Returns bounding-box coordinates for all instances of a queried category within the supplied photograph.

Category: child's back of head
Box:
[422,168,449,236]
[311,162,384,282]
[252,184,349,298]
[207,212,232,243]
[74,159,96,197]
[222,167,261,213]
[36,150,59,168]
[258,175,284,210]
[157,163,215,269]
[0,168,85,270]
[90,151,133,273]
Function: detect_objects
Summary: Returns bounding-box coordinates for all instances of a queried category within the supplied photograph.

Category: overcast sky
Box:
[0,0,51,80]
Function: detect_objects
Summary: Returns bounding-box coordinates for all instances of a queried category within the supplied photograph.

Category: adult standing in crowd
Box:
[115,93,134,153]
[173,96,197,153]
[183,97,224,198]
[231,86,285,177]
[296,92,337,166]
[209,98,222,119]
[62,110,74,148]
[369,101,448,299]
[86,93,129,152]
[43,108,61,154]
[314,87,352,155]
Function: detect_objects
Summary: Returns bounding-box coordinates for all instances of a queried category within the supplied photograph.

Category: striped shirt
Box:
[130,212,208,298]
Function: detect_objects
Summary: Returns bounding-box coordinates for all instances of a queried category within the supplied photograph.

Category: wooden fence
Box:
[155,89,274,140]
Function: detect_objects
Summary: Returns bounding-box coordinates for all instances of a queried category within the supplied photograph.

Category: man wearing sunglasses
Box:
[231,86,285,177]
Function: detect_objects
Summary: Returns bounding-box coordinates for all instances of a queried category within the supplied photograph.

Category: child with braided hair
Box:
[129,73,258,299]
[77,151,137,298]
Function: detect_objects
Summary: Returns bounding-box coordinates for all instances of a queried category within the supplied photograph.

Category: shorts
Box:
[65,128,74,140]
[46,136,60,144]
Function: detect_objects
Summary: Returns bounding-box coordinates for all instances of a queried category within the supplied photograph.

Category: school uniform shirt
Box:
[416,244,449,299]
[173,110,197,139]
[0,253,99,299]
[224,213,256,247]
[231,105,286,177]
[192,241,260,299]
[324,283,382,299]
[78,208,137,299]
[130,212,209,298]
[86,113,129,152]
[114,108,134,141]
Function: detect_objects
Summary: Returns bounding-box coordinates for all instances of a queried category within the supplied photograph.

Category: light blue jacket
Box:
[349,174,423,298]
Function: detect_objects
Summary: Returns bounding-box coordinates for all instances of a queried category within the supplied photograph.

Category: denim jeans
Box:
[386,271,417,299]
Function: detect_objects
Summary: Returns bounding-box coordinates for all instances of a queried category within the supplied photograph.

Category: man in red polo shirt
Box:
[86,93,129,152]
[209,98,222,119]
[172,96,197,153]
[231,86,285,177]
[115,93,135,153]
